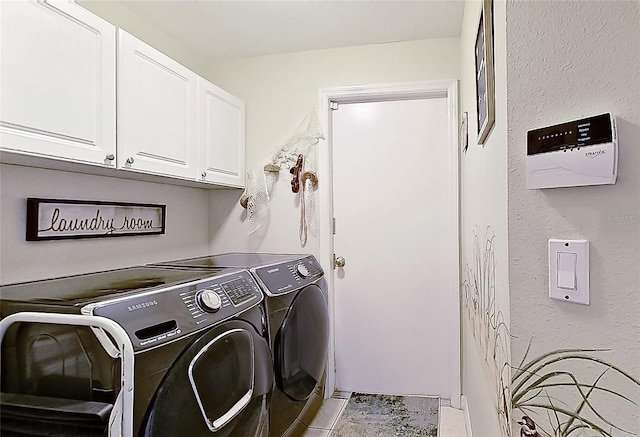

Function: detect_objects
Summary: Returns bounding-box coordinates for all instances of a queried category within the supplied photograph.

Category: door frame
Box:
[317,80,461,408]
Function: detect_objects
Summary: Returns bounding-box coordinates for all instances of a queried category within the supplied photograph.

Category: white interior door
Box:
[331,97,458,400]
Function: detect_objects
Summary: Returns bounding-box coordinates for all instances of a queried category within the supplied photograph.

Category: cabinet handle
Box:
[126,157,135,165]
[201,172,207,179]
[105,154,115,161]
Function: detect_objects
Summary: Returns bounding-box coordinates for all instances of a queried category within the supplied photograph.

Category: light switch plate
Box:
[549,239,590,305]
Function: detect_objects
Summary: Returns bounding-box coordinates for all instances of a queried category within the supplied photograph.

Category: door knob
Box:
[126,157,135,165]
[334,255,346,268]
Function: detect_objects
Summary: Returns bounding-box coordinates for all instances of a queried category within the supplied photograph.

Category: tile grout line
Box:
[331,398,349,430]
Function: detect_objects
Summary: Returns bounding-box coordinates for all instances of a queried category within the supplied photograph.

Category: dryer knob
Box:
[296,263,310,278]
[198,289,222,312]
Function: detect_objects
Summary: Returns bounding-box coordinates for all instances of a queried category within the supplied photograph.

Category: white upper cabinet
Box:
[117,30,197,180]
[0,0,116,165]
[1,4,245,188]
[197,79,245,188]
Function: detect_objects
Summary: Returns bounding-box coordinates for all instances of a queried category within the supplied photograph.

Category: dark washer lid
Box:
[0,267,226,310]
[274,285,329,401]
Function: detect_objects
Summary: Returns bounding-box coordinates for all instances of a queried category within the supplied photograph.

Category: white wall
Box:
[459,1,510,436]
[0,164,211,283]
[206,38,461,256]
[506,1,640,435]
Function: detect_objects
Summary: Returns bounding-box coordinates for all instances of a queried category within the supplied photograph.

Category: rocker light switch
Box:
[549,239,589,305]
[557,252,577,290]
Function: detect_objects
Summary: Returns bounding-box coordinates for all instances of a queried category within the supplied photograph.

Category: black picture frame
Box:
[475,0,495,145]
[26,198,166,241]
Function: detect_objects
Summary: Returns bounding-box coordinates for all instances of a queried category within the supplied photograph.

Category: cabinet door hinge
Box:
[333,217,336,235]
[330,101,339,110]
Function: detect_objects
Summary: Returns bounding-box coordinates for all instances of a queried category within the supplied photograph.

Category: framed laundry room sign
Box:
[26,198,166,241]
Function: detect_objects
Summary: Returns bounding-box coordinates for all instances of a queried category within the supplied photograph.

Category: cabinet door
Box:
[0,0,116,165]
[118,30,197,179]
[197,78,245,188]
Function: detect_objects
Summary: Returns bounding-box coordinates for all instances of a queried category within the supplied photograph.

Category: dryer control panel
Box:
[253,255,324,297]
[86,270,263,352]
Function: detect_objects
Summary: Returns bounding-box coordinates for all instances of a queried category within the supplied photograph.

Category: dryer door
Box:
[141,320,272,437]
[274,284,330,401]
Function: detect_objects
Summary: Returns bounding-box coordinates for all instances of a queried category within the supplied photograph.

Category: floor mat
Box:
[332,393,439,436]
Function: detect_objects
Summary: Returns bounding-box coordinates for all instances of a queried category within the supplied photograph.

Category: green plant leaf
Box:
[566,423,601,436]
[514,338,534,380]
[512,353,640,398]
[561,369,607,435]
[531,383,637,405]
[512,349,609,385]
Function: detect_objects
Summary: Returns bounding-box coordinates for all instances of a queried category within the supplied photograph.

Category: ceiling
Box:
[105,0,465,61]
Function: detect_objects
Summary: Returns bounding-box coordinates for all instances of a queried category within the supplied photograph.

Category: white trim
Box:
[318,80,461,406]
[462,395,473,437]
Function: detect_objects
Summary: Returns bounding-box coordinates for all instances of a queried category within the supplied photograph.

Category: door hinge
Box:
[330,101,339,110]
[333,217,336,235]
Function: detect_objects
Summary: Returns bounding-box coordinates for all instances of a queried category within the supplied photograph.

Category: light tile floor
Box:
[300,396,348,437]
[299,394,468,437]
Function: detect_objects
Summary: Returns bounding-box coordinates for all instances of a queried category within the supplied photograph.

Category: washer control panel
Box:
[253,255,324,296]
[221,277,259,306]
[91,270,263,351]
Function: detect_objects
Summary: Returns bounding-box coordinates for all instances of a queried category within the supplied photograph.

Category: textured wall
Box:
[206,38,461,255]
[459,1,510,435]
[506,1,640,434]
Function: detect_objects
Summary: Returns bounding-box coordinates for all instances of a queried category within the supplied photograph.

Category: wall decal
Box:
[462,228,512,436]
[26,198,165,241]
[475,0,495,145]
[463,229,640,436]
[512,342,640,437]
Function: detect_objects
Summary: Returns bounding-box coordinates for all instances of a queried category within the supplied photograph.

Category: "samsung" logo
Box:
[127,300,158,312]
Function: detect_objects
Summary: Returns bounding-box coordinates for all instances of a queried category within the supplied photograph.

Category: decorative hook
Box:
[290,154,304,193]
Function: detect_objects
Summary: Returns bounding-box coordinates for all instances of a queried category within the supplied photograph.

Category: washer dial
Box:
[296,263,310,278]
[198,289,222,312]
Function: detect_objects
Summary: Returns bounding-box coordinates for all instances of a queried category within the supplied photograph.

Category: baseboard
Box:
[461,395,473,437]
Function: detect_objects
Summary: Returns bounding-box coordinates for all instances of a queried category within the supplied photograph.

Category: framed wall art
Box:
[475,0,495,145]
[26,198,166,241]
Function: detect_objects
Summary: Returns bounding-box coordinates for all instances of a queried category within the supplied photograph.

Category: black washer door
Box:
[142,320,272,437]
[274,284,329,401]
